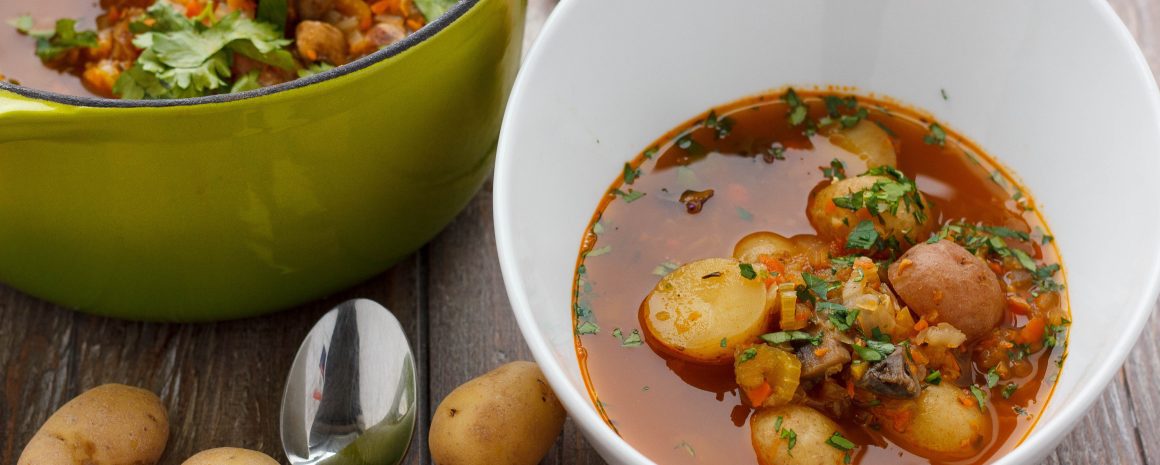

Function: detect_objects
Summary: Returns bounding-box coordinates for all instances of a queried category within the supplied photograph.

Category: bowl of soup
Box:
[0,0,523,320]
[494,1,1160,464]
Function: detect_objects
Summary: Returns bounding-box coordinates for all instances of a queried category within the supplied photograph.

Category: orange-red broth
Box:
[572,90,1069,464]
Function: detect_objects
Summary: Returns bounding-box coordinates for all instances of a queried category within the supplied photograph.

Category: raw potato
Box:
[429,361,566,465]
[808,175,934,246]
[888,240,1004,340]
[877,383,990,458]
[733,231,798,263]
[829,119,898,169]
[751,405,850,465]
[640,258,771,364]
[18,384,168,465]
[181,448,279,465]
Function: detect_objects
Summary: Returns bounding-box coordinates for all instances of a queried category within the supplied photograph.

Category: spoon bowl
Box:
[280,299,417,465]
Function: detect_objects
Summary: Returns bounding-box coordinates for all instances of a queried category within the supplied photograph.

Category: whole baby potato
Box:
[18,384,169,465]
[751,405,850,465]
[888,240,1004,340]
[877,383,990,458]
[181,448,279,465]
[808,175,934,246]
[430,361,566,465]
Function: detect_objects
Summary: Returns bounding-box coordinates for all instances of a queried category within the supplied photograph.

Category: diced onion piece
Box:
[914,323,967,348]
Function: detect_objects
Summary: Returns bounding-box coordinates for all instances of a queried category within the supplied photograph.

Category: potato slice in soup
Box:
[829,119,898,169]
[640,258,771,364]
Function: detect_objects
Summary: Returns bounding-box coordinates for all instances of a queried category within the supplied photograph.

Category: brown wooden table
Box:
[3,1,1160,463]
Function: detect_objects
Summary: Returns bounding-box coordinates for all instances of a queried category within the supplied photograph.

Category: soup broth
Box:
[572,89,1069,465]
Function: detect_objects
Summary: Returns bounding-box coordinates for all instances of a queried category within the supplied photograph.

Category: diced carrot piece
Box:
[745,382,773,406]
[1007,295,1032,315]
[371,0,393,14]
[185,0,204,18]
[405,18,423,30]
[813,347,829,357]
[1017,317,1046,344]
[913,318,929,331]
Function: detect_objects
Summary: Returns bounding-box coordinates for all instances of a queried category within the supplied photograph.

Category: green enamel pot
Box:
[0,0,525,321]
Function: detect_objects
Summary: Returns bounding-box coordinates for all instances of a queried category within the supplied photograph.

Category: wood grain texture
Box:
[1,0,1158,464]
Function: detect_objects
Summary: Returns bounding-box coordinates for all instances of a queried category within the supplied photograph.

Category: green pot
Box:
[0,0,525,321]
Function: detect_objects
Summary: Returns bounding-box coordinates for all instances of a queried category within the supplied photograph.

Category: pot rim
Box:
[0,0,479,109]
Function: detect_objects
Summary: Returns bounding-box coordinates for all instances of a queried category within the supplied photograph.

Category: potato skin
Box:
[808,175,934,246]
[181,448,279,465]
[876,383,990,458]
[429,361,566,465]
[751,405,849,465]
[888,240,1004,340]
[18,384,168,465]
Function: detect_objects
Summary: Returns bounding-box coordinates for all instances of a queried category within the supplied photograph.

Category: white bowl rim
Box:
[494,0,1160,463]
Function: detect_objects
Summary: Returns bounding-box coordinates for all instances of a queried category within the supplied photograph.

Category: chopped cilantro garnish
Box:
[1002,383,1019,399]
[739,347,758,363]
[774,416,784,432]
[924,122,947,146]
[845,220,879,250]
[586,245,612,257]
[817,302,859,331]
[785,88,808,126]
[969,385,988,411]
[643,147,659,159]
[623,163,641,184]
[781,428,798,455]
[767,144,787,161]
[27,18,99,60]
[986,367,1000,388]
[851,343,886,362]
[720,337,728,348]
[737,206,754,221]
[739,263,757,280]
[652,261,679,277]
[802,272,839,301]
[1014,406,1029,416]
[576,321,599,335]
[941,88,949,100]
[621,329,643,347]
[925,370,942,385]
[1011,248,1038,271]
[826,432,856,451]
[822,158,847,180]
[612,189,646,203]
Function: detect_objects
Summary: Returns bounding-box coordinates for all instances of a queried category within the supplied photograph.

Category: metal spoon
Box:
[280,299,417,465]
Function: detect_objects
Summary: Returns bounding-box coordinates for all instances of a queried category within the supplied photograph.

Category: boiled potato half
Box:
[429,361,566,465]
[887,240,1004,340]
[829,119,898,169]
[809,175,934,247]
[876,383,991,458]
[751,405,852,465]
[18,384,169,465]
[181,448,279,465]
[733,231,798,263]
[640,257,771,364]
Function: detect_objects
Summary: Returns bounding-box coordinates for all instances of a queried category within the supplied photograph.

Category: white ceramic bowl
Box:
[495,0,1160,463]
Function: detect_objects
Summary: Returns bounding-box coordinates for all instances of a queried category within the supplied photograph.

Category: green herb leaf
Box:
[941,88,949,100]
[822,158,847,180]
[652,261,679,277]
[774,416,784,433]
[33,18,99,60]
[845,220,879,250]
[851,343,885,362]
[229,70,261,93]
[413,0,458,20]
[802,272,838,301]
[643,147,659,159]
[737,206,754,221]
[620,329,643,347]
[925,370,942,385]
[780,428,798,455]
[986,367,1000,388]
[826,432,856,451]
[1011,248,1038,272]
[576,321,599,335]
[1002,383,1019,399]
[739,347,758,363]
[817,302,859,331]
[586,245,612,257]
[256,0,289,32]
[969,385,988,411]
[297,62,334,78]
[612,189,646,203]
[720,337,728,348]
[623,163,641,184]
[739,263,757,280]
[924,122,947,146]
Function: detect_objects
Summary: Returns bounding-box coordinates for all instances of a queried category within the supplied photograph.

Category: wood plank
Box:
[0,258,424,465]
